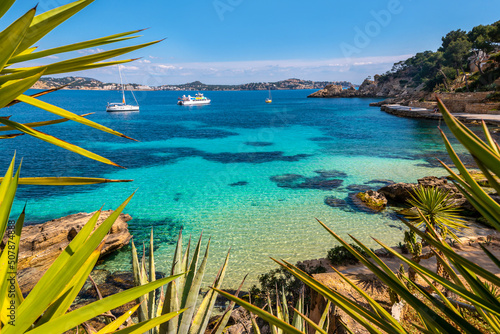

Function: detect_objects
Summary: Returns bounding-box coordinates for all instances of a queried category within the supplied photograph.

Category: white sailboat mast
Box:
[119,65,126,104]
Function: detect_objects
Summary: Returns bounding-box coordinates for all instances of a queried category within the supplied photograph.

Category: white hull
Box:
[106,104,140,112]
[177,99,211,106]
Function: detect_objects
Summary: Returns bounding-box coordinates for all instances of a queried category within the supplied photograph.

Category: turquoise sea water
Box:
[3,89,467,287]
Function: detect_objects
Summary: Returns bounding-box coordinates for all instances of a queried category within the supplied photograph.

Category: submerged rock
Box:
[270,172,344,191]
[16,210,132,293]
[229,181,249,186]
[324,196,348,208]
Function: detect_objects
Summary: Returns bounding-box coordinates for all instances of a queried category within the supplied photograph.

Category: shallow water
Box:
[2,89,467,287]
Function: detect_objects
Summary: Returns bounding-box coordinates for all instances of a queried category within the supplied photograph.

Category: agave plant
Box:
[130,229,238,334]
[0,0,159,181]
[214,98,500,333]
[0,157,186,333]
[405,185,467,240]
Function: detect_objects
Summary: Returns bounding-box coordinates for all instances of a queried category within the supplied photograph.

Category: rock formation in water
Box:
[14,210,132,293]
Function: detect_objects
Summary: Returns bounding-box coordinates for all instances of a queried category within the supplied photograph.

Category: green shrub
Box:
[327,243,368,265]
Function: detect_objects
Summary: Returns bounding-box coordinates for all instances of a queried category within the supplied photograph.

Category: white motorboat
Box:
[106,66,139,112]
[177,93,211,106]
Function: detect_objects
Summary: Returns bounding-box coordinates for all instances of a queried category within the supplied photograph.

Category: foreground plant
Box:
[0,157,186,332]
[0,0,158,174]
[216,98,500,333]
[130,229,236,334]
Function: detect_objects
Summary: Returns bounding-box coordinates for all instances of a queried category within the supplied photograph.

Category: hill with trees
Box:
[310,20,500,101]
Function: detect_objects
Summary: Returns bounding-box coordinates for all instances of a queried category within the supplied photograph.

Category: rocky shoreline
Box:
[11,172,499,332]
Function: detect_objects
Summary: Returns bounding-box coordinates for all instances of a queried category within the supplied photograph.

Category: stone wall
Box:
[435,92,491,112]
[465,102,500,114]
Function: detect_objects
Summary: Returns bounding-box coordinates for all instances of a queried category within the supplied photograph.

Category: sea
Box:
[2,89,469,287]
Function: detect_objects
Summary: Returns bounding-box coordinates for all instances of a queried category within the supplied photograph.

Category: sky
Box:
[3,0,500,85]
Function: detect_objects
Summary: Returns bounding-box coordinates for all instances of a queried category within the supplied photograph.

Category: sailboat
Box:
[265,88,272,103]
[106,66,139,112]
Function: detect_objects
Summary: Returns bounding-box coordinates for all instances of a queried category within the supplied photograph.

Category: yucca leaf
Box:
[250,310,262,334]
[113,309,186,334]
[6,40,161,76]
[373,236,500,315]
[0,67,50,86]
[176,239,210,334]
[292,308,327,334]
[330,266,404,331]
[403,276,482,334]
[160,230,184,334]
[214,288,305,334]
[14,0,95,55]
[0,70,45,109]
[439,130,500,223]
[24,274,185,334]
[0,159,19,241]
[9,29,143,64]
[316,219,403,289]
[403,219,500,287]
[316,301,331,334]
[189,249,230,334]
[148,229,156,322]
[8,194,133,333]
[36,245,102,325]
[0,0,15,20]
[2,177,133,185]
[281,286,289,325]
[0,113,93,132]
[0,206,24,325]
[481,120,500,155]
[0,117,124,168]
[291,293,304,331]
[6,83,71,108]
[96,303,142,334]
[275,260,392,334]
[131,240,149,323]
[0,154,16,204]
[181,233,202,309]
[473,156,500,195]
[211,275,247,334]
[2,58,139,78]
[479,244,500,270]
[17,94,136,141]
[438,97,500,177]
[0,133,23,139]
[178,235,191,307]
[0,7,35,71]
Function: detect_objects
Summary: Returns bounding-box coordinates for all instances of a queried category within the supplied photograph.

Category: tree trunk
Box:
[462,66,470,92]
[438,68,450,91]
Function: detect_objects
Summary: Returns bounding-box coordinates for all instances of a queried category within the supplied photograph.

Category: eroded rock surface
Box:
[15,210,132,293]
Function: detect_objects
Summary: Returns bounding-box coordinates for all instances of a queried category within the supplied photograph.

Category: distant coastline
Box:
[32,77,358,92]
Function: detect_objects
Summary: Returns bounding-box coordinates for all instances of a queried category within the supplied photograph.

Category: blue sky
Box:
[4,0,500,85]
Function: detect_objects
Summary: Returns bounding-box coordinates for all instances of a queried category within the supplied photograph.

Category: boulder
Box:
[378,176,473,211]
[378,182,416,204]
[15,210,132,293]
[354,190,387,212]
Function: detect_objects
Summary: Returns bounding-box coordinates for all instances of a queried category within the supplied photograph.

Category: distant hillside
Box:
[309,20,500,100]
[32,77,355,91]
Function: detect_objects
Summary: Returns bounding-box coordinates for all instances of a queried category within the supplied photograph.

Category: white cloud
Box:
[70,54,413,85]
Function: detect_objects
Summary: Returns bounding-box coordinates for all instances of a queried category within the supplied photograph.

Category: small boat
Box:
[106,66,139,112]
[177,92,211,106]
[265,88,272,103]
